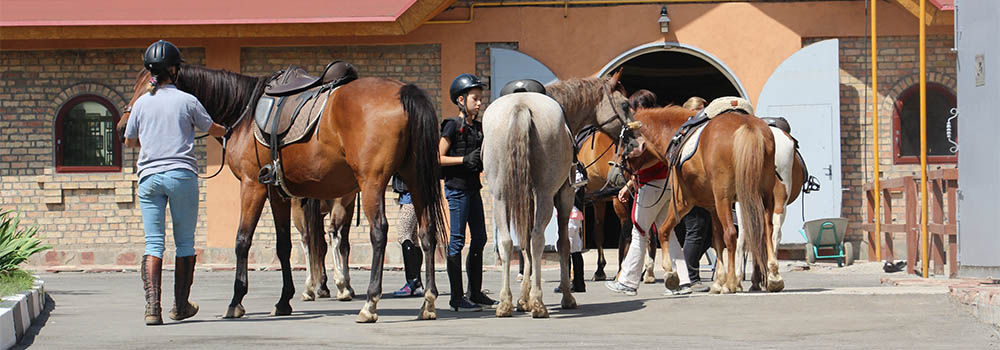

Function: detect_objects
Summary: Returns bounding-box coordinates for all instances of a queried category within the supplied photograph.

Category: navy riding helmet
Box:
[449,73,486,105]
[143,40,184,74]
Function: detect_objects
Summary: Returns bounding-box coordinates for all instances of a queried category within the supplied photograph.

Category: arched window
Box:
[892,83,958,164]
[55,95,121,172]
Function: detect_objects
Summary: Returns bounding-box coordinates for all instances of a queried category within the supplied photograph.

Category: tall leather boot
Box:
[169,255,199,321]
[447,254,480,311]
[466,251,498,307]
[141,255,163,325]
[571,252,586,292]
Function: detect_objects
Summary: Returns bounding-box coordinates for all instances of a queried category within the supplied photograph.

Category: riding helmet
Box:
[143,40,184,74]
[499,79,546,97]
[449,73,486,105]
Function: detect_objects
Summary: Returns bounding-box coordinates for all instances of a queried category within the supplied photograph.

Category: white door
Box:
[489,48,563,250]
[756,39,842,244]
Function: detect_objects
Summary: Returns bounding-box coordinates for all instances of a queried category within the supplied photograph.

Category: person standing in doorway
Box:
[440,73,497,311]
[124,40,228,325]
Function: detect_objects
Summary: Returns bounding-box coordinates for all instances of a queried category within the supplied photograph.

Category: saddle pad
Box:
[704,96,754,118]
[253,86,337,148]
[678,123,708,168]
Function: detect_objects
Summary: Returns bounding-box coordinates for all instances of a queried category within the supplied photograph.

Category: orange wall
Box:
[1,1,953,247]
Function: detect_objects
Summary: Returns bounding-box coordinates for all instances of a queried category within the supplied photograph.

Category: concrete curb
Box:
[948,281,1000,329]
[1,278,45,350]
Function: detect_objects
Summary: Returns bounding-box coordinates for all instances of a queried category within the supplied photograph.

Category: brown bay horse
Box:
[118,65,446,323]
[625,106,778,294]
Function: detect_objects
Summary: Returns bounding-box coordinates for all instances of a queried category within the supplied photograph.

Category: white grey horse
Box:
[483,71,633,318]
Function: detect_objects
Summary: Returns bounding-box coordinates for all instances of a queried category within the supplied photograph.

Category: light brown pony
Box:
[625,106,777,294]
[291,194,357,302]
[576,131,635,281]
[117,64,446,323]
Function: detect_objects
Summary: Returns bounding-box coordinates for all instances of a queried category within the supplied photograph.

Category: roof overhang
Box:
[890,0,955,26]
[0,0,455,40]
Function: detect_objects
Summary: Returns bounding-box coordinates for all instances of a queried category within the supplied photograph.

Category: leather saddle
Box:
[761,116,791,134]
[665,97,755,170]
[265,60,357,97]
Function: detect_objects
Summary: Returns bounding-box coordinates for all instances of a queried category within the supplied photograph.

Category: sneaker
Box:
[689,281,710,293]
[470,291,499,308]
[604,281,637,296]
[663,284,693,296]
[449,297,483,312]
[392,279,423,297]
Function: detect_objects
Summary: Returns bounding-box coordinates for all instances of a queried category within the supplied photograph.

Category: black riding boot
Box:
[447,254,480,311]
[141,255,163,325]
[572,252,586,292]
[402,240,423,287]
[467,251,498,307]
[170,255,199,321]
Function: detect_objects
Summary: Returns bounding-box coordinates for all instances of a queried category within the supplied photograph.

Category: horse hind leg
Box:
[765,197,784,292]
[530,200,554,318]
[735,203,754,292]
[556,184,578,310]
[592,201,608,281]
[643,234,657,284]
[492,198,515,317]
[517,246,532,313]
[356,186,389,323]
[330,197,355,301]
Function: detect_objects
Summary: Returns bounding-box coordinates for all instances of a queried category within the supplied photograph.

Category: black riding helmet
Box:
[449,73,486,105]
[143,40,184,74]
[499,79,546,97]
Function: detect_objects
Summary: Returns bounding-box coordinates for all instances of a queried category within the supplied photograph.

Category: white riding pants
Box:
[616,178,690,290]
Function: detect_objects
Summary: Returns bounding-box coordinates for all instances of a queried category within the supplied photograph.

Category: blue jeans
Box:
[446,186,487,257]
[137,169,199,258]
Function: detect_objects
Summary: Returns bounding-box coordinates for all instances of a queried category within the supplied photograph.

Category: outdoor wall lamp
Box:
[658,6,670,33]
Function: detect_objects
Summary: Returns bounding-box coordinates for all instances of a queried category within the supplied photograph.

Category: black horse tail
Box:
[399,84,447,245]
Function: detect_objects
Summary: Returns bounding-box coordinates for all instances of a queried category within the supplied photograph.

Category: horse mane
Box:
[546,77,609,124]
[634,105,693,134]
[174,64,270,126]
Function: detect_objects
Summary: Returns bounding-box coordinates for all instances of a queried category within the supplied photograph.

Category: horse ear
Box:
[608,68,623,86]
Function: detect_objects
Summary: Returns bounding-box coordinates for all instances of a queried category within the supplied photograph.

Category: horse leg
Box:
[330,196,355,301]
[613,198,631,281]
[357,185,389,323]
[764,192,784,292]
[709,216,728,294]
[517,244,532,312]
[643,232,657,284]
[657,206,689,292]
[411,197,439,320]
[735,203,755,292]
[269,190,295,316]
[714,197,741,294]
[556,184,578,310]
[530,198,554,318]
[224,180,267,319]
[492,198,515,317]
[592,201,608,281]
[292,200,317,301]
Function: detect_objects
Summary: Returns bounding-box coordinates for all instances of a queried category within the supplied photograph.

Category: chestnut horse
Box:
[117,65,446,323]
[625,106,777,294]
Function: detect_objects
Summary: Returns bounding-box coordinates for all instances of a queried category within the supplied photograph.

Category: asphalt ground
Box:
[13,262,999,349]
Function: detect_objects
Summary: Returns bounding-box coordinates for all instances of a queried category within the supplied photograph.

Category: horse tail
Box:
[399,84,447,245]
[505,103,535,247]
[733,124,769,277]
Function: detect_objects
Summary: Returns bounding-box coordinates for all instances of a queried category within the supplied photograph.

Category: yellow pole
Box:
[871,0,882,263]
[919,0,929,278]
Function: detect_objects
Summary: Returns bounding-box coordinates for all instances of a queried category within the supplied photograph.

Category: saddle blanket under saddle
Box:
[252,85,340,148]
[669,96,755,169]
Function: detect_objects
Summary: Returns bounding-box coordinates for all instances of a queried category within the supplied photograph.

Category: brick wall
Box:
[813,35,957,256]
[475,42,518,106]
[0,48,211,267]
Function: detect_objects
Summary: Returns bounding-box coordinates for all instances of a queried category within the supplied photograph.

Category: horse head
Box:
[594,68,634,142]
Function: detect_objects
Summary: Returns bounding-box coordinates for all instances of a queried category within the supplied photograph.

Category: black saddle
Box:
[265,61,357,97]
[761,116,791,134]
[499,79,546,97]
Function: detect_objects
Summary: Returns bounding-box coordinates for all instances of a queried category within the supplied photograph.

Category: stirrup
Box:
[572,178,589,189]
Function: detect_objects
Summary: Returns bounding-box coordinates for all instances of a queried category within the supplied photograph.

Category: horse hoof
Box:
[419,310,437,320]
[664,272,680,291]
[592,270,607,281]
[301,291,315,302]
[748,284,761,292]
[531,305,550,319]
[223,305,245,319]
[643,271,656,284]
[496,302,514,317]
[336,290,353,301]
[766,278,785,293]
[271,304,293,316]
[516,298,529,312]
[709,283,722,294]
[318,287,332,299]
[356,309,378,323]
[561,296,578,310]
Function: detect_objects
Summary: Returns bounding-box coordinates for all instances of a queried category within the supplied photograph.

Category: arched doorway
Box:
[599,42,747,106]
